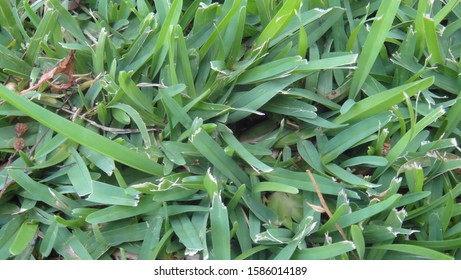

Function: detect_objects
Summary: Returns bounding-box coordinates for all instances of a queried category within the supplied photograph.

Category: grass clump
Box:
[0,0,460,260]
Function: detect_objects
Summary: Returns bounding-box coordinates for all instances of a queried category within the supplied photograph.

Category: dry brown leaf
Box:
[20,51,76,95]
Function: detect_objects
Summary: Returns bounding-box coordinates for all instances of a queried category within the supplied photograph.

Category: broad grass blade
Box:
[372,244,453,260]
[292,241,355,260]
[190,128,250,186]
[338,194,401,228]
[255,0,302,47]
[210,193,231,260]
[349,0,401,99]
[170,214,204,255]
[335,77,434,124]
[9,221,38,256]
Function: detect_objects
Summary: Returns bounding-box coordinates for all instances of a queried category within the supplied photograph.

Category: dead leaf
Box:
[20,51,76,95]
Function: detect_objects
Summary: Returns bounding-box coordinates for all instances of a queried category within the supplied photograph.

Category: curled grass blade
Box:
[108,103,151,147]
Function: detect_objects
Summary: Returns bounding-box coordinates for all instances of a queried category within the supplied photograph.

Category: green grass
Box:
[0,0,460,260]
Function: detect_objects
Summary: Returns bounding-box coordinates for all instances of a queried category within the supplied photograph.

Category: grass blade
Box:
[228,74,306,123]
[170,214,204,256]
[335,77,434,124]
[198,0,242,59]
[0,85,163,176]
[87,181,139,206]
[350,225,365,260]
[372,244,453,260]
[297,140,325,174]
[253,182,299,194]
[210,193,231,260]
[323,112,391,163]
[237,56,306,85]
[8,169,75,214]
[423,16,444,65]
[48,0,88,44]
[39,219,59,258]
[433,0,460,25]
[190,128,250,186]
[9,221,38,256]
[85,197,160,224]
[292,241,355,260]
[373,106,446,178]
[139,217,163,260]
[349,0,401,99]
[338,194,401,228]
[219,124,273,173]
[67,147,93,196]
[108,103,151,147]
[296,53,358,72]
[23,10,58,65]
[265,168,360,198]
[255,0,302,47]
